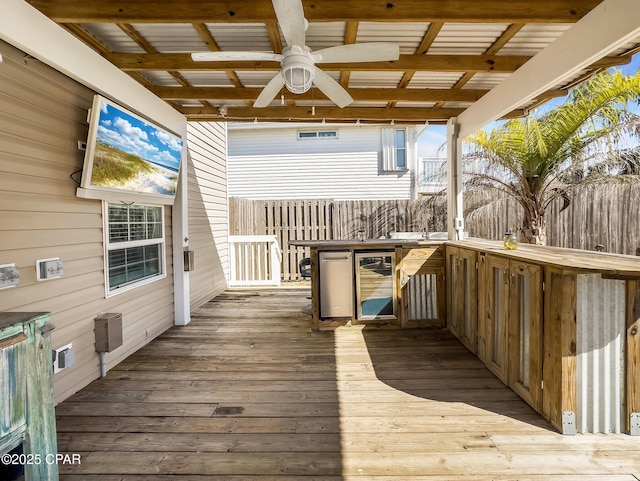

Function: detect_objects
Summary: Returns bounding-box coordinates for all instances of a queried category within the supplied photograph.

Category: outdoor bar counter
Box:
[290,237,640,435]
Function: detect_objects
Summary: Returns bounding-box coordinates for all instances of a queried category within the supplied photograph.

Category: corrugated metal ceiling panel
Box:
[349,71,403,88]
[463,73,512,90]
[408,72,465,89]
[140,71,182,87]
[428,23,509,55]
[80,24,145,53]
[178,100,209,108]
[180,71,235,87]
[204,23,271,52]
[356,22,429,54]
[235,71,281,87]
[133,23,204,53]
[499,24,572,56]
[305,22,346,51]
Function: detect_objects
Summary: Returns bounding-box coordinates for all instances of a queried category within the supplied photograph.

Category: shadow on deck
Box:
[54,288,640,480]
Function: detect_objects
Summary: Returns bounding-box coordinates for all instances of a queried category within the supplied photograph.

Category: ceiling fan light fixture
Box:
[281,46,315,94]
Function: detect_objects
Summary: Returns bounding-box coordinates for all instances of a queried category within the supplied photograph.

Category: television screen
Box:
[78,95,183,203]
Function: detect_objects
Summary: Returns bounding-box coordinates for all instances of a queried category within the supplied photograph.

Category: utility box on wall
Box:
[94,313,123,353]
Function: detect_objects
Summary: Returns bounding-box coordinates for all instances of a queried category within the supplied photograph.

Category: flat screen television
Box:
[76,95,183,204]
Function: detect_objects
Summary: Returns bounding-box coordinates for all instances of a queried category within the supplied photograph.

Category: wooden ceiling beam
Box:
[105,52,630,73]
[391,21,444,108]
[149,85,568,103]
[265,21,283,54]
[179,105,526,122]
[192,23,246,89]
[28,0,601,24]
[339,20,359,88]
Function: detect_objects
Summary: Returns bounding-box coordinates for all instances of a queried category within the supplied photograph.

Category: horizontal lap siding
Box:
[0,41,175,403]
[186,122,229,307]
[228,126,413,200]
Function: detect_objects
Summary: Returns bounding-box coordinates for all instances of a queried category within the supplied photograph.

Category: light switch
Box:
[0,263,19,289]
[36,257,64,281]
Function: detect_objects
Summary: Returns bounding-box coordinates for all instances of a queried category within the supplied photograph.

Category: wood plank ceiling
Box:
[27,0,640,124]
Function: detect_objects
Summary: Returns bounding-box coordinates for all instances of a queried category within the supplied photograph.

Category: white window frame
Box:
[103,201,167,297]
[381,127,409,172]
[297,130,338,140]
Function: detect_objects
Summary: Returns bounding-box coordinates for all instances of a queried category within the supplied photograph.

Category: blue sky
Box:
[417,53,640,157]
[96,100,183,172]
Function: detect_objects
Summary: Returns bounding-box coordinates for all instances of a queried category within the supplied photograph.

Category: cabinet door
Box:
[508,261,543,410]
[400,247,446,327]
[446,247,477,354]
[483,255,510,383]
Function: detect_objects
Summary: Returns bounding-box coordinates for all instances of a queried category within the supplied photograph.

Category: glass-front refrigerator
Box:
[354,251,395,320]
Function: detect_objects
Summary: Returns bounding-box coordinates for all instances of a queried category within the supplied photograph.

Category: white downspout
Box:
[173,138,191,326]
[446,118,464,240]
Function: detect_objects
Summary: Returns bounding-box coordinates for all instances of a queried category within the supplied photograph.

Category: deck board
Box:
[55,288,640,480]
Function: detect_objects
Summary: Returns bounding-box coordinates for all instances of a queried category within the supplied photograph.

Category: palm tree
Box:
[464,69,640,245]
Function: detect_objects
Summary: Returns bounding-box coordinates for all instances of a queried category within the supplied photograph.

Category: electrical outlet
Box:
[36,257,63,281]
[0,263,19,289]
[53,343,74,373]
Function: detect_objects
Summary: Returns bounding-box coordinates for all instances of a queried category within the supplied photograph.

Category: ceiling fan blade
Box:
[313,42,400,63]
[254,73,286,108]
[312,67,353,108]
[272,0,306,47]
[191,51,282,62]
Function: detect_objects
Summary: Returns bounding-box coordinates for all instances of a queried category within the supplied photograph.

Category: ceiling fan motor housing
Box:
[281,45,315,94]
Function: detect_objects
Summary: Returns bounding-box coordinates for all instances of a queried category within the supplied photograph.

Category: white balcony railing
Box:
[418,157,446,193]
[228,235,282,287]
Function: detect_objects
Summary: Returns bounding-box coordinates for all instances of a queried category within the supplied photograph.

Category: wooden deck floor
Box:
[55,288,640,480]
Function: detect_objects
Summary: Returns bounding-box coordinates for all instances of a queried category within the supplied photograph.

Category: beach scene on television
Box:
[89,99,183,196]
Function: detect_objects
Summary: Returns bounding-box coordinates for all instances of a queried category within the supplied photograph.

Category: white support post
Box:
[446,118,464,241]
[173,145,191,326]
[270,241,282,287]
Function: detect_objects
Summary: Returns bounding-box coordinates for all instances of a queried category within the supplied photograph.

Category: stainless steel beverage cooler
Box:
[319,251,354,318]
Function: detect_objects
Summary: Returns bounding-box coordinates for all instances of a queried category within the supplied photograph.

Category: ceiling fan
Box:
[191,0,400,108]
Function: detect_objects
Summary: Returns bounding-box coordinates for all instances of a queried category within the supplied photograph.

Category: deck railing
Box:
[228,235,282,287]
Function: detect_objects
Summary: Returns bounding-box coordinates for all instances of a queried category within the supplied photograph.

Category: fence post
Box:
[271,239,282,287]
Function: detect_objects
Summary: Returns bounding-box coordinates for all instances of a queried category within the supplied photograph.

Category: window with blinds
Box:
[105,203,165,294]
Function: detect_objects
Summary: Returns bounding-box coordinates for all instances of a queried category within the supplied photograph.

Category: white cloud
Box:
[154,130,183,152]
[114,117,149,142]
[98,116,159,160]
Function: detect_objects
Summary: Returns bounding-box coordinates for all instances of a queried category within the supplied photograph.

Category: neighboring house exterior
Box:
[227,122,425,200]
[0,32,229,403]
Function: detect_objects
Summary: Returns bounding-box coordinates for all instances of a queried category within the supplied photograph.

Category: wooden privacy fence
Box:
[229,184,640,280]
[230,198,446,280]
